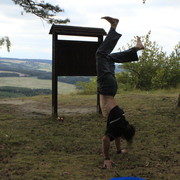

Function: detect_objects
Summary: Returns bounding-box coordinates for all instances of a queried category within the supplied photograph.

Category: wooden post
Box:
[52,33,58,118]
[97,36,104,114]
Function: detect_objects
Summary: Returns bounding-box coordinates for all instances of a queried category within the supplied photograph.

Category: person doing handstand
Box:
[96,16,144,169]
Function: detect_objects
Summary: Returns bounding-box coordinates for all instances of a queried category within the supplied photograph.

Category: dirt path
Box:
[0,98,96,117]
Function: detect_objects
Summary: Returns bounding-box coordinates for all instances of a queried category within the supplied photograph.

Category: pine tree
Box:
[11,0,70,24]
[0,37,11,52]
[1,0,70,51]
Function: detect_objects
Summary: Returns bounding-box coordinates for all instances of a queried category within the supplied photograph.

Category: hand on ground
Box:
[121,148,128,154]
[103,160,114,169]
[117,148,128,154]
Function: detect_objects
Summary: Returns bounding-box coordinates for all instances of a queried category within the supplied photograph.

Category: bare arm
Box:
[102,136,110,159]
[102,136,114,169]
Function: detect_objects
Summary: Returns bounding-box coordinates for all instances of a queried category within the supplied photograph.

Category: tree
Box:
[11,0,70,24]
[1,0,70,52]
[118,32,180,90]
[76,77,97,95]
[149,41,179,89]
[0,37,11,52]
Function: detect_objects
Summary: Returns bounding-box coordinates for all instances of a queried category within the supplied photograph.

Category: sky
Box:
[0,0,180,60]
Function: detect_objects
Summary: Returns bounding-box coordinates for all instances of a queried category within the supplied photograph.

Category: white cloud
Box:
[0,0,180,59]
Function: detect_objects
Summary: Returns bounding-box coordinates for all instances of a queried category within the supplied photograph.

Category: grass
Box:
[0,77,77,94]
[0,92,180,180]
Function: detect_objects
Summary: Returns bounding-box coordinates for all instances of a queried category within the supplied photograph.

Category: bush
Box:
[76,77,97,95]
[119,32,180,90]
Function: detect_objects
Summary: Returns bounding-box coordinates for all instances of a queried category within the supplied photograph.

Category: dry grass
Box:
[0,92,179,180]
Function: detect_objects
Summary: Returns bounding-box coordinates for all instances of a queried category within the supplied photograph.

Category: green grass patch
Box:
[0,77,78,96]
[0,92,179,180]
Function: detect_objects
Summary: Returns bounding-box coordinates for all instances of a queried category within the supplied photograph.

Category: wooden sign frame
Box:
[49,25,106,117]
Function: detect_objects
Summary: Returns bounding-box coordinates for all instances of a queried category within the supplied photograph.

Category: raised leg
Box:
[107,36,144,63]
[96,17,121,97]
[96,28,121,78]
[107,47,139,63]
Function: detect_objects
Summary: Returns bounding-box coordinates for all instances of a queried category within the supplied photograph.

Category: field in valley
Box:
[0,77,78,95]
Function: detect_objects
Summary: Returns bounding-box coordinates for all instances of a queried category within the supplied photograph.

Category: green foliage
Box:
[0,86,51,98]
[116,72,134,91]
[0,73,19,77]
[119,31,180,90]
[0,37,11,52]
[76,77,97,95]
[59,76,91,85]
[150,42,180,89]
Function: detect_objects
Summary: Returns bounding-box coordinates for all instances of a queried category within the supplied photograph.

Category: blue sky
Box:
[0,0,179,59]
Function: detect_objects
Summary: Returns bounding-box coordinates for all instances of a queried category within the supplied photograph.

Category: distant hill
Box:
[0,57,79,97]
[0,57,90,84]
[0,57,124,84]
[0,57,51,64]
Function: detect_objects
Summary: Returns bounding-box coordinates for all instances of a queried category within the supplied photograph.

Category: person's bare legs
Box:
[101,16,119,29]
[100,95,117,117]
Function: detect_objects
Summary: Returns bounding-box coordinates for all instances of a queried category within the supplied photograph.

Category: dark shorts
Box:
[98,73,118,96]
